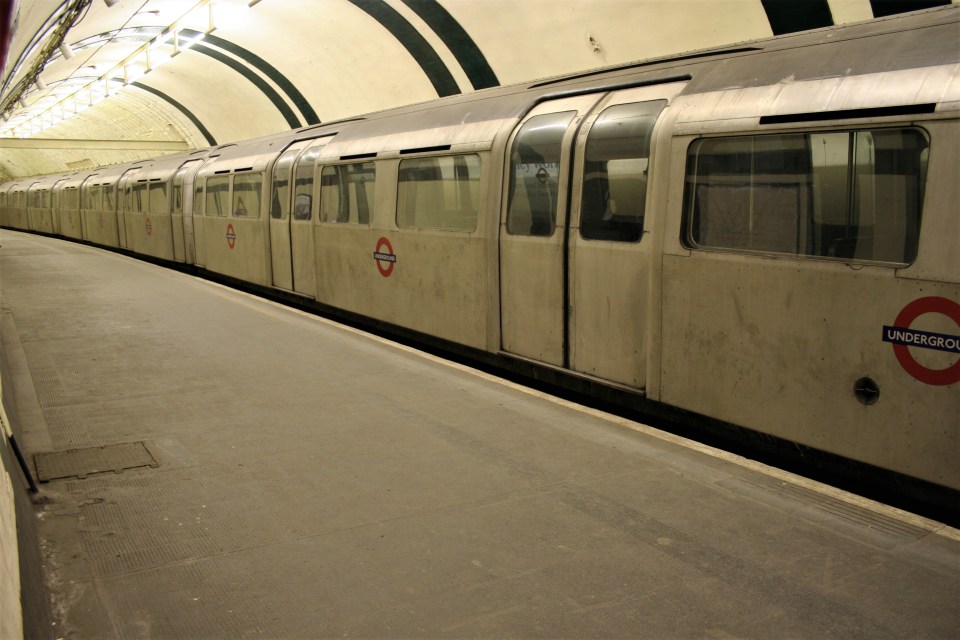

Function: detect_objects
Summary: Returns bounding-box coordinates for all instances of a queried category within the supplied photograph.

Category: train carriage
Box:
[1,6,957,515]
[653,30,960,491]
[194,138,288,284]
[0,181,27,229]
[120,151,210,262]
[311,96,528,350]
[78,162,135,248]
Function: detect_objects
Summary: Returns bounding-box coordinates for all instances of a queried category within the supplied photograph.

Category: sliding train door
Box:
[268,137,330,294]
[290,140,328,297]
[499,95,602,367]
[500,83,685,388]
[269,140,310,291]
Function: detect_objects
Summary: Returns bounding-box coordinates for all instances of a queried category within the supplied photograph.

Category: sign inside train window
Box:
[883,296,960,386]
[515,163,560,185]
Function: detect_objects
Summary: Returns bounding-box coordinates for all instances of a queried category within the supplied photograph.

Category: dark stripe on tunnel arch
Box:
[347,0,461,98]
[178,30,320,125]
[130,81,218,146]
[399,0,499,90]
[182,41,302,129]
[760,0,833,35]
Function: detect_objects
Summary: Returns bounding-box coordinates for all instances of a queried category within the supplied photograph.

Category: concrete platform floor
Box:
[1,228,959,639]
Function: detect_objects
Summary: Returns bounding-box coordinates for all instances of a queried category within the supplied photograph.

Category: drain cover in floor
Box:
[34,441,158,482]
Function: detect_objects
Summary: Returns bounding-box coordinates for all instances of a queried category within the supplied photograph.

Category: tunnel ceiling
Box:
[0,0,952,180]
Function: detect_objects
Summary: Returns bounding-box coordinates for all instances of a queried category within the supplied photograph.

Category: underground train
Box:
[2,7,958,519]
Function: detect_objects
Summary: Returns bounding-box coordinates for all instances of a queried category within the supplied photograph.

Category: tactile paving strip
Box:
[34,441,158,482]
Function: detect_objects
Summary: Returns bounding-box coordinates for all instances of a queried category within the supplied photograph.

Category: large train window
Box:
[506,111,575,236]
[204,176,229,217]
[62,187,78,212]
[149,181,168,215]
[104,184,115,211]
[319,162,375,224]
[270,148,298,220]
[84,184,102,212]
[132,182,149,213]
[294,147,323,221]
[683,128,928,265]
[233,173,262,218]
[579,100,665,242]
[397,154,480,231]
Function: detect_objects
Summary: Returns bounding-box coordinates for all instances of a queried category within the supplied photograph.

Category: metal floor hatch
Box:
[34,442,158,482]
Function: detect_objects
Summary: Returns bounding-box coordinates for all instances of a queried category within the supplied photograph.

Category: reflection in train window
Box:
[294,147,323,221]
[149,181,168,215]
[205,176,229,217]
[683,128,928,265]
[397,154,480,231]
[132,182,148,213]
[84,184,102,211]
[319,162,375,224]
[103,185,115,211]
[233,173,262,218]
[271,145,305,220]
[580,100,666,242]
[29,188,50,209]
[507,111,575,236]
[62,187,79,212]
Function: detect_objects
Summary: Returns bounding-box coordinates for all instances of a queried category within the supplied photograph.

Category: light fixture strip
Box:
[2,0,219,137]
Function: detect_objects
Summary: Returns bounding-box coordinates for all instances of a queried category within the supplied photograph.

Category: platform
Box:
[1,228,959,639]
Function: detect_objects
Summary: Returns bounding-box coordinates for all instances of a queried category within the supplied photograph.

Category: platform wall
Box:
[1,306,52,639]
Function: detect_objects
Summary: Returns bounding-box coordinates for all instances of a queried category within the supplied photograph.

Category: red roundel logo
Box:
[883,296,960,386]
[373,237,396,277]
[145,217,153,236]
[226,224,237,249]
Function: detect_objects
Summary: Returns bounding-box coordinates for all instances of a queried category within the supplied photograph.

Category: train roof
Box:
[276,5,958,155]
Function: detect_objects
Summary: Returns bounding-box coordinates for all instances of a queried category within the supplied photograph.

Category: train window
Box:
[506,111,575,236]
[319,162,375,224]
[131,182,148,213]
[397,154,480,231]
[172,182,182,215]
[579,100,665,242]
[232,173,262,218]
[683,128,928,265]
[84,185,102,211]
[205,176,229,217]
[149,181,168,215]
[63,187,79,211]
[271,148,299,220]
[104,185,115,211]
[294,147,323,221]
